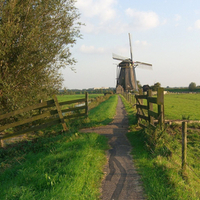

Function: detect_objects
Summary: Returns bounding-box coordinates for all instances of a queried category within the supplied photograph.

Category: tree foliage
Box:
[0,0,81,113]
[189,82,196,91]
[151,82,161,91]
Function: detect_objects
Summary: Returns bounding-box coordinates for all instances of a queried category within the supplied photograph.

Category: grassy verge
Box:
[120,95,200,200]
[0,95,118,200]
[68,95,118,129]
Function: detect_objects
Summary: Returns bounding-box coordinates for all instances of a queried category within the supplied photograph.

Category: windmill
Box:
[113,33,152,92]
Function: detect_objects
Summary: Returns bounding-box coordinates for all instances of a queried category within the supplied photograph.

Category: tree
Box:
[0,0,81,113]
[151,82,161,91]
[189,82,196,91]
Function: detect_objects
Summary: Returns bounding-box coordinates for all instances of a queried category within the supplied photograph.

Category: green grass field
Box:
[0,95,118,200]
[142,93,200,120]
[164,93,200,120]
[57,94,104,102]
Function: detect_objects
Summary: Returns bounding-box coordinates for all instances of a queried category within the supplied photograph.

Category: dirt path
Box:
[81,96,145,200]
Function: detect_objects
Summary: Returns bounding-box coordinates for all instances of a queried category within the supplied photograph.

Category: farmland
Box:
[57,93,104,102]
[164,93,200,120]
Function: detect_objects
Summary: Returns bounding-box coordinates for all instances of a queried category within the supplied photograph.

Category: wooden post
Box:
[138,89,143,124]
[157,88,164,128]
[85,92,88,117]
[53,95,68,132]
[182,121,187,174]
[147,89,154,125]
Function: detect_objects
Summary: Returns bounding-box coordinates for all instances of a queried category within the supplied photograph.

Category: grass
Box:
[0,95,119,200]
[164,93,200,120]
[136,93,200,120]
[0,132,108,200]
[121,95,200,200]
[57,94,104,102]
[86,95,118,127]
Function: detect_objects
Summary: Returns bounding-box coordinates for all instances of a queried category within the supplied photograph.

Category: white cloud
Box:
[79,45,105,54]
[134,40,148,46]
[175,14,181,21]
[76,0,116,22]
[125,8,159,30]
[187,19,200,31]
[194,19,200,29]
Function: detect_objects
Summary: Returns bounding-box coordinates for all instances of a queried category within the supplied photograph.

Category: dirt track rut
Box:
[81,96,145,200]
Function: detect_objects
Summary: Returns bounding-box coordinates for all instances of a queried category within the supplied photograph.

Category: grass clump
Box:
[121,95,200,200]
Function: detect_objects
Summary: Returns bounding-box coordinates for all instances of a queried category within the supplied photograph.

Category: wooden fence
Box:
[135,88,164,129]
[0,93,88,147]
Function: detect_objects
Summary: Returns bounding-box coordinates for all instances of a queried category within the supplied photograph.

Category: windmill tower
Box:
[113,33,152,92]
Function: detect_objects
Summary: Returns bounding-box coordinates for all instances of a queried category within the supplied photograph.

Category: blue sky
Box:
[62,0,200,89]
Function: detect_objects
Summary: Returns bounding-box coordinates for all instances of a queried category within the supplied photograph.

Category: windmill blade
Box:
[128,33,133,61]
[134,61,152,69]
[134,61,152,66]
[112,53,129,61]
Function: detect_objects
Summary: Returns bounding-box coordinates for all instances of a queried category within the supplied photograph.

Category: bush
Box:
[189,82,196,91]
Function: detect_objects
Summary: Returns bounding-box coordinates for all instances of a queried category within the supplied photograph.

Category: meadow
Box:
[57,93,104,102]
[0,95,118,200]
[164,93,200,120]
[142,93,200,121]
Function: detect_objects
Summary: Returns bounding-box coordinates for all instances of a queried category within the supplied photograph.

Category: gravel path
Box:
[81,96,145,200]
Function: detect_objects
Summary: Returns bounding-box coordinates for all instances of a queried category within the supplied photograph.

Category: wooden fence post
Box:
[182,121,187,175]
[147,89,154,125]
[137,89,143,124]
[53,95,68,132]
[85,92,88,117]
[157,88,164,128]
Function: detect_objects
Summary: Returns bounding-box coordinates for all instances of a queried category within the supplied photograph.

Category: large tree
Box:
[0,0,81,113]
[189,82,196,91]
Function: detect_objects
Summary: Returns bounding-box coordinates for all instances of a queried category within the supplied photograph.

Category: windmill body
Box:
[113,33,152,93]
[117,60,136,91]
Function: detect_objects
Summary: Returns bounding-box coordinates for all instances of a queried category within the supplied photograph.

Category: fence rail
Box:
[0,93,88,146]
[122,88,164,129]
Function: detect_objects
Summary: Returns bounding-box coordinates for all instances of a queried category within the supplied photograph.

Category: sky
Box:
[61,0,200,89]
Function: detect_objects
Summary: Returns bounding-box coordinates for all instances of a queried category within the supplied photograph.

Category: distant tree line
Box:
[164,82,200,93]
[137,81,162,92]
[59,88,115,95]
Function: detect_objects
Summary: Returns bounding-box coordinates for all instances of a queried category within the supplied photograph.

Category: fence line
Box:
[135,88,164,129]
[122,92,200,181]
[0,93,89,147]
